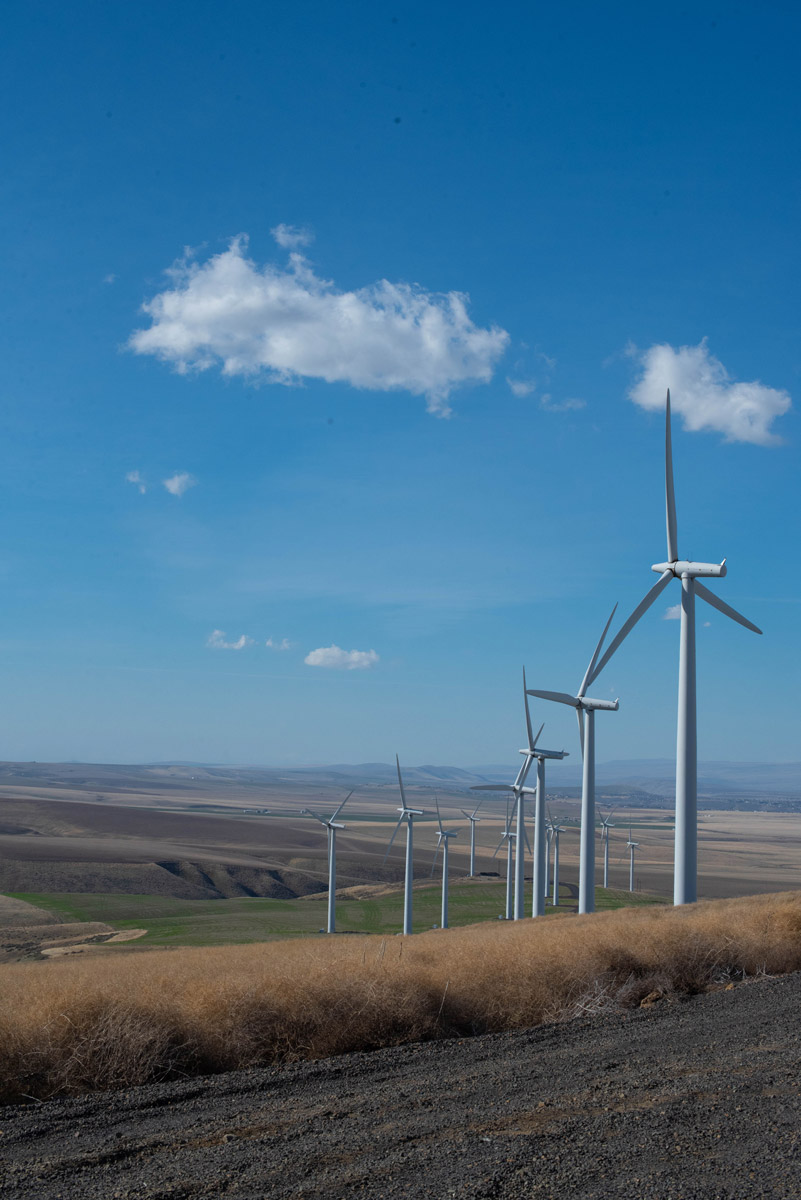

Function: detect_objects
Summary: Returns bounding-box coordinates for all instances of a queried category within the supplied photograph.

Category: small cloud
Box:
[304,644,379,670]
[664,604,682,620]
[206,629,255,651]
[540,395,586,412]
[270,223,314,250]
[507,377,536,398]
[703,620,712,628]
[103,273,117,285]
[266,637,292,651]
[125,469,146,494]
[163,472,197,497]
[629,338,791,446]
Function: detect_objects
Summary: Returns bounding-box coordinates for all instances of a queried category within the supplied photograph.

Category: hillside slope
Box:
[3,970,800,1198]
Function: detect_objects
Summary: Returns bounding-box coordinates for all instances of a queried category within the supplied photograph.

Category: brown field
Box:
[2,891,801,1103]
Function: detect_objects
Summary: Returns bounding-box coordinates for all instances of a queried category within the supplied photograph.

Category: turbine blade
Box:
[695,581,763,635]
[523,667,536,748]
[471,784,516,792]
[382,815,404,864]
[435,793,444,835]
[578,603,618,698]
[303,807,327,825]
[526,689,579,708]
[577,707,585,756]
[532,722,544,750]
[430,843,441,877]
[588,571,673,685]
[522,819,532,855]
[395,754,407,808]
[330,789,354,823]
[666,389,679,563]
[470,798,483,820]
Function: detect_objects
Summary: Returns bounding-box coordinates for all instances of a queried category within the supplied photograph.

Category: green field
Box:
[8,884,665,949]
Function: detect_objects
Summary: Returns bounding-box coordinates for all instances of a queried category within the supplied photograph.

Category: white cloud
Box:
[507,377,536,397]
[304,644,379,670]
[540,394,586,412]
[163,472,197,497]
[266,637,292,651]
[270,223,313,250]
[206,629,255,650]
[129,236,509,416]
[629,339,791,446]
[103,273,117,285]
[125,469,146,494]
[664,604,681,620]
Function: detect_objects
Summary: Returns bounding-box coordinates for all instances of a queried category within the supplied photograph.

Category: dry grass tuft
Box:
[3,891,801,1103]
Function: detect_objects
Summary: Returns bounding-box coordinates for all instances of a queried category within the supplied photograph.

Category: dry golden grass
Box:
[3,891,801,1104]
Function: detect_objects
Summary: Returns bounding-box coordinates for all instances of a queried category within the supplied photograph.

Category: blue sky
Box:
[1,1,798,767]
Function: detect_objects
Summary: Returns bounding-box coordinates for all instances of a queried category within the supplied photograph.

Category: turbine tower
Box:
[522,670,569,917]
[598,806,616,889]
[460,801,483,877]
[527,607,620,915]
[302,790,353,934]
[627,827,640,893]
[430,795,458,928]
[583,390,762,905]
[384,756,424,935]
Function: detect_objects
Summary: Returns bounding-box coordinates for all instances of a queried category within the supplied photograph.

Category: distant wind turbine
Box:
[492,795,516,920]
[582,390,762,906]
[460,800,483,877]
[520,670,569,917]
[430,795,458,928]
[598,806,617,890]
[527,608,620,915]
[549,810,567,906]
[302,789,354,934]
[471,698,539,918]
[383,756,424,935]
[627,827,640,893]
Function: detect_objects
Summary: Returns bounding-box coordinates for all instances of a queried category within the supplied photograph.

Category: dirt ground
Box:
[2,971,800,1198]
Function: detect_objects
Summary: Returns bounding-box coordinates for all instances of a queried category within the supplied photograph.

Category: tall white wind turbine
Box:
[527,608,620,915]
[583,390,762,905]
[460,801,483,877]
[383,756,424,935]
[521,670,569,917]
[430,795,459,929]
[302,790,354,934]
[472,748,534,916]
[627,827,640,893]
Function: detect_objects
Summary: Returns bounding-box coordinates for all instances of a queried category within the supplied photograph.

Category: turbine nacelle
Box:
[396,806,424,817]
[519,746,569,760]
[651,559,727,578]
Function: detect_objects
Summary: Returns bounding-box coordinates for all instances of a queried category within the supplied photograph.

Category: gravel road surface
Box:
[3,972,800,1199]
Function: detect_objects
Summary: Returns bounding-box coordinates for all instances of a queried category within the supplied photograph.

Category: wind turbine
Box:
[520,671,570,917]
[627,827,640,893]
[598,806,617,889]
[550,816,567,906]
[460,800,483,877]
[582,390,762,905]
[471,732,538,919]
[430,795,458,928]
[383,756,424,935]
[492,796,516,920]
[472,768,534,916]
[527,608,620,914]
[302,790,354,934]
